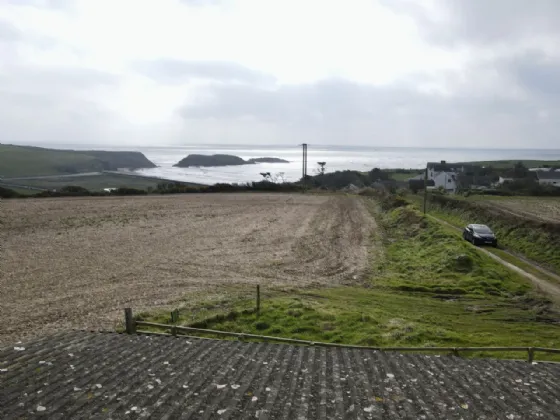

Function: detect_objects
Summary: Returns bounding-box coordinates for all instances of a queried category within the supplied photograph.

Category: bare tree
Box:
[260,172,272,182]
[275,172,286,183]
[260,171,286,183]
[317,162,326,175]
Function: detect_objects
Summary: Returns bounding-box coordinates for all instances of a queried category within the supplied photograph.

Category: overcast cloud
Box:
[1,0,560,148]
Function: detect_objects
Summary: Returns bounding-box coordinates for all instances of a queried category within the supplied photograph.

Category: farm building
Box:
[535,170,560,187]
[1,331,559,419]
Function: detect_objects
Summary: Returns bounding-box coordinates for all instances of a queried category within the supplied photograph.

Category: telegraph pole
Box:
[302,143,308,192]
[423,163,428,214]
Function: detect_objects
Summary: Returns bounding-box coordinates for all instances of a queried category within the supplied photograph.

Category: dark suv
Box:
[463,224,498,247]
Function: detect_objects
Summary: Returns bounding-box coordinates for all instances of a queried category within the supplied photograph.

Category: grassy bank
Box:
[423,194,560,273]
[412,205,560,286]
[138,196,559,360]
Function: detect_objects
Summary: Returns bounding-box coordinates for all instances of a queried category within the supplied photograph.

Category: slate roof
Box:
[536,170,560,180]
[426,162,463,172]
[1,331,559,419]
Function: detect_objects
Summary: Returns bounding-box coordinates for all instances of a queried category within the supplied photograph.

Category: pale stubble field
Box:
[0,193,375,346]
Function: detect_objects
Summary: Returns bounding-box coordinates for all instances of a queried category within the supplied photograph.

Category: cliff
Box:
[85,151,157,170]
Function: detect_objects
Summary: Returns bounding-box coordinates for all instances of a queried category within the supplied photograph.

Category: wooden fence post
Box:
[256,285,261,317]
[528,347,535,363]
[125,308,135,334]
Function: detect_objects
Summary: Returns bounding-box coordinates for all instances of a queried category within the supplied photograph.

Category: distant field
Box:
[0,194,374,346]
[0,186,37,195]
[458,159,560,168]
[12,173,164,191]
[471,196,560,223]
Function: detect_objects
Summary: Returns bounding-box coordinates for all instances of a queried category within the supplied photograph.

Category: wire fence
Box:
[123,297,560,364]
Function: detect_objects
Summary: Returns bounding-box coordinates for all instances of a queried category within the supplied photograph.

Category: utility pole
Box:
[423,163,428,214]
[302,143,308,192]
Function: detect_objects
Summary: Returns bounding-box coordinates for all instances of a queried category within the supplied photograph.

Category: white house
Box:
[408,161,460,193]
[535,170,560,187]
[431,170,458,192]
[497,176,515,185]
[426,161,460,193]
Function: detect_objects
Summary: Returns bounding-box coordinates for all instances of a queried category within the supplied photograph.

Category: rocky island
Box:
[173,154,289,168]
[246,157,289,163]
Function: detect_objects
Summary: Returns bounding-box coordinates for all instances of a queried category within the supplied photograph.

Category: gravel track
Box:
[0,193,375,346]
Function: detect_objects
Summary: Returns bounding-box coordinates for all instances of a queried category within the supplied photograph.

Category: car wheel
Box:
[471,237,476,246]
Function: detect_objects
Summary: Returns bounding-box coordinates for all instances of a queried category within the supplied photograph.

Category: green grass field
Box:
[12,173,164,192]
[139,197,560,361]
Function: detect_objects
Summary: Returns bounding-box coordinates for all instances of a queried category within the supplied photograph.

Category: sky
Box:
[1,0,560,149]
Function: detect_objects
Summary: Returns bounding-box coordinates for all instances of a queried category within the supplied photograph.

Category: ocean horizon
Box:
[20,143,560,185]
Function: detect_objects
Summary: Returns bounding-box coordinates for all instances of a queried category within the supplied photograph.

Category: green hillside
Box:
[456,159,560,169]
[0,144,156,178]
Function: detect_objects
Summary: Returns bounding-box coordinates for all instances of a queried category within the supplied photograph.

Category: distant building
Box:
[422,161,460,193]
[427,160,467,173]
[535,170,560,187]
[497,176,515,185]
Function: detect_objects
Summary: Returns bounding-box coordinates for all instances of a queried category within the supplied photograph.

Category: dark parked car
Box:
[463,224,498,247]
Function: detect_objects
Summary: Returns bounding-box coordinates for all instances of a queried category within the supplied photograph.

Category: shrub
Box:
[254,321,270,330]
[60,185,91,195]
[307,170,371,189]
[112,187,147,195]
[0,186,20,198]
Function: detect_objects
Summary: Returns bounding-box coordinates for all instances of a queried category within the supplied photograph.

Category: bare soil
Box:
[0,193,376,346]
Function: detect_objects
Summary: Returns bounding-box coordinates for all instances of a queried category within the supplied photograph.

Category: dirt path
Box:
[0,193,376,346]
[427,214,560,303]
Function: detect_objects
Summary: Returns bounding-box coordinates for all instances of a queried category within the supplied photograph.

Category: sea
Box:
[40,144,560,185]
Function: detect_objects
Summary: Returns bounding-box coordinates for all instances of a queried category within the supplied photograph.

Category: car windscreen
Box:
[473,226,492,234]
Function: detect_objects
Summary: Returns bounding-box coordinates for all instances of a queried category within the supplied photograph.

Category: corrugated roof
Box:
[1,331,559,419]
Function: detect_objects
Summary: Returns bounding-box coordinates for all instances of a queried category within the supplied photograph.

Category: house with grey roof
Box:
[409,161,462,193]
[535,170,560,187]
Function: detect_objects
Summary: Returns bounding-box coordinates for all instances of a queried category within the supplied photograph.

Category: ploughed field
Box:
[0,193,375,346]
[476,197,560,223]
